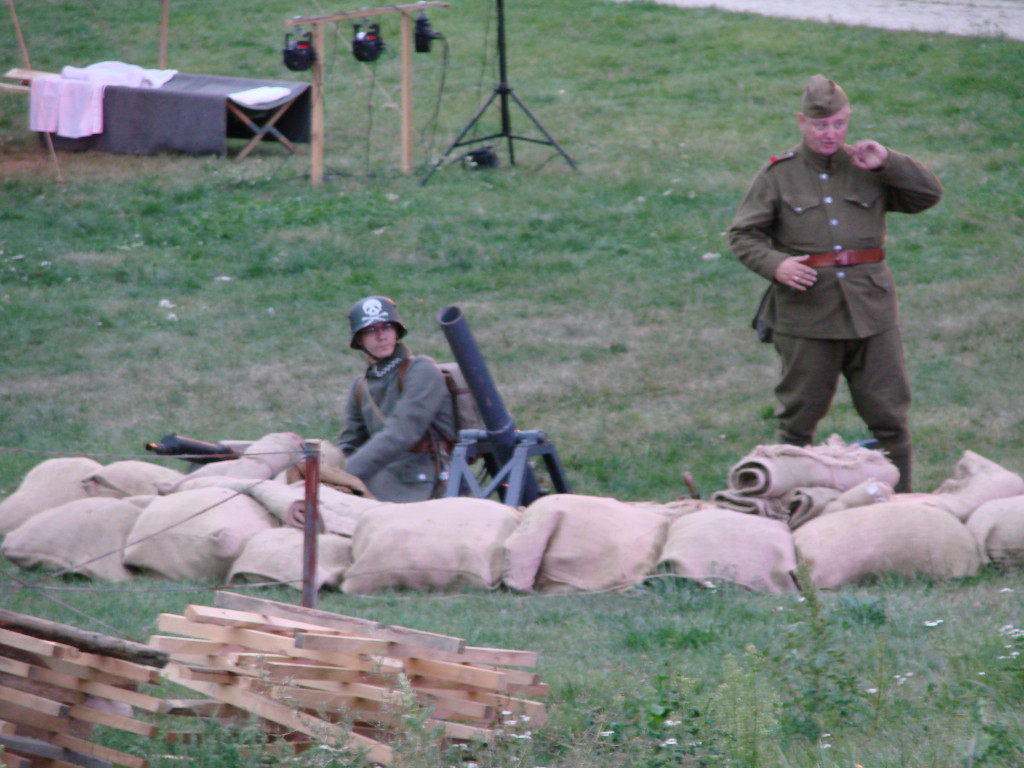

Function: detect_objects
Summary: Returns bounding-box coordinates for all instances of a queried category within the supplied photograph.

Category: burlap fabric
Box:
[228,527,353,591]
[903,451,1024,522]
[657,508,799,593]
[122,486,278,581]
[0,497,141,582]
[160,432,307,492]
[204,478,387,537]
[793,501,982,588]
[342,497,519,595]
[727,435,899,496]
[965,495,1024,568]
[503,494,675,594]
[820,478,893,516]
[0,457,102,534]
[82,460,185,498]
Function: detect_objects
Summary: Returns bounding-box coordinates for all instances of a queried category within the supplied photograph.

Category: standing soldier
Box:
[728,74,943,492]
[337,296,455,502]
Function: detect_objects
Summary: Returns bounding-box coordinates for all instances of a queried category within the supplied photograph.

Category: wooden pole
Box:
[400,10,413,175]
[159,0,170,69]
[310,21,326,186]
[7,0,62,183]
[301,442,321,608]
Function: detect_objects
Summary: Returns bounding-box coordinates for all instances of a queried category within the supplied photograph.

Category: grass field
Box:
[2,0,1024,765]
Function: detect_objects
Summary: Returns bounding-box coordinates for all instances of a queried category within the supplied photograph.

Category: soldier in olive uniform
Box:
[728,74,943,492]
[337,296,456,502]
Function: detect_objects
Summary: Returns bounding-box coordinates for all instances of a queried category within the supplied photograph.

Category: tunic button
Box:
[824,196,833,204]
[837,272,846,279]
[819,173,828,180]
[830,219,839,226]
[795,207,803,213]
[833,245,843,251]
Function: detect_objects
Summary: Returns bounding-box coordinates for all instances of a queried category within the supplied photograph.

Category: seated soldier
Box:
[337,296,456,502]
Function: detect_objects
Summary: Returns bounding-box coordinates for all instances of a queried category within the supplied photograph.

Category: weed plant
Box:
[2,0,1024,765]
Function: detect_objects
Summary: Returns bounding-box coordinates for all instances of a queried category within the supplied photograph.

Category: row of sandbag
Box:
[1,434,1024,593]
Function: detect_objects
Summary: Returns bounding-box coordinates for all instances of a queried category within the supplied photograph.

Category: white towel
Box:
[228,86,292,108]
[61,61,178,89]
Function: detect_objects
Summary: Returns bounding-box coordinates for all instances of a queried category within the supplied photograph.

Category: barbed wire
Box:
[1,443,323,643]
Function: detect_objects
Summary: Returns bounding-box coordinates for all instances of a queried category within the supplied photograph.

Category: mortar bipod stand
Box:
[444,429,571,507]
[419,0,577,185]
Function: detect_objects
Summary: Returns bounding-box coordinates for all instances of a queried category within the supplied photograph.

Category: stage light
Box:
[352,22,384,63]
[282,29,316,71]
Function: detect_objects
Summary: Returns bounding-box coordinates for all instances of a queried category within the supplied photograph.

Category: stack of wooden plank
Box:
[150,592,547,765]
[0,609,169,768]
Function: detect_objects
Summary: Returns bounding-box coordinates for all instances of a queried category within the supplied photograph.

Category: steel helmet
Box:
[347,295,408,349]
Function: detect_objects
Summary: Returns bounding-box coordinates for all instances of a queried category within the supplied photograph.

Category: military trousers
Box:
[772,327,914,492]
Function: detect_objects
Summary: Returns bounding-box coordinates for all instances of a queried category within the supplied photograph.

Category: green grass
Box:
[3,0,1024,765]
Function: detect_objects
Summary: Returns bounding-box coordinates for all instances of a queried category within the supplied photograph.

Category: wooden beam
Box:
[285,2,448,27]
[0,609,168,669]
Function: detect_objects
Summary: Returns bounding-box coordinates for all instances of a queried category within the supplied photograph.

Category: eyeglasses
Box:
[361,322,396,337]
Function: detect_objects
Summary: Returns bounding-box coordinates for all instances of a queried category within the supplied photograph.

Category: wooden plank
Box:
[459,646,538,668]
[293,632,393,655]
[145,636,247,656]
[414,686,546,723]
[184,605,328,634]
[402,657,507,692]
[0,610,168,669]
[156,615,297,655]
[0,700,70,734]
[0,627,77,659]
[67,704,156,738]
[78,679,163,713]
[213,592,464,653]
[53,732,148,768]
[3,67,57,81]
[0,750,31,768]
[0,82,29,94]
[0,734,111,768]
[163,663,394,765]
[0,683,69,718]
[32,655,158,687]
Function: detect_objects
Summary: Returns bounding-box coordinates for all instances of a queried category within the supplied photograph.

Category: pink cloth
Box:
[29,75,104,138]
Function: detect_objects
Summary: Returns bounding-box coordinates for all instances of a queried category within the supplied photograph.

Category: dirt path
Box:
[621,0,1024,41]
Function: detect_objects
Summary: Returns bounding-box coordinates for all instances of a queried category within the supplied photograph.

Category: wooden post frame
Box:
[286,2,449,185]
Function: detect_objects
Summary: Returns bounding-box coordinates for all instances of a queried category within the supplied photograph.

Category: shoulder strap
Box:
[357,358,413,421]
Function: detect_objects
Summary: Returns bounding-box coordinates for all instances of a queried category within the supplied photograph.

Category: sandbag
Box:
[184,478,386,537]
[503,494,674,594]
[657,508,799,593]
[160,432,307,492]
[82,460,185,498]
[820,478,893,516]
[342,498,519,595]
[727,434,899,497]
[228,527,352,591]
[0,457,103,534]
[966,495,1024,568]
[793,501,982,588]
[122,486,278,581]
[1,497,141,582]
[909,451,1024,522]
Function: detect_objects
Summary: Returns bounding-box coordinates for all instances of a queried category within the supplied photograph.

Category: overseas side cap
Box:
[801,74,849,118]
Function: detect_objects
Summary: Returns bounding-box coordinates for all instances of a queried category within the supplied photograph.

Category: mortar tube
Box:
[437,304,541,504]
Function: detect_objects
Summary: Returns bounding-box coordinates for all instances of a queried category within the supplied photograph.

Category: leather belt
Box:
[410,437,454,454]
[803,248,885,268]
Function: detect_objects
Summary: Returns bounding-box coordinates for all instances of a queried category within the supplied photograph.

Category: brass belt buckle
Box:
[834,251,851,266]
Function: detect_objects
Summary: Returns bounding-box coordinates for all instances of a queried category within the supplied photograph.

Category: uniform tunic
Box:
[337,343,456,502]
[728,141,942,491]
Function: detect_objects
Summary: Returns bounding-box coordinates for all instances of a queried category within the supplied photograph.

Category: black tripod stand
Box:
[420,0,577,185]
